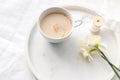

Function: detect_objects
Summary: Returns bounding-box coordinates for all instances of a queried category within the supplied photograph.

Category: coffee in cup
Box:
[40,12,72,38]
[38,7,82,43]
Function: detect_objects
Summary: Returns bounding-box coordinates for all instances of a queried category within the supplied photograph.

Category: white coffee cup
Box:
[38,7,82,43]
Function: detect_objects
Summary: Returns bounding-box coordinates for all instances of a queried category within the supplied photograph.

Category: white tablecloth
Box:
[0,0,120,80]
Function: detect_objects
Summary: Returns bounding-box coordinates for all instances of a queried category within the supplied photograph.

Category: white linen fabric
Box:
[0,0,119,80]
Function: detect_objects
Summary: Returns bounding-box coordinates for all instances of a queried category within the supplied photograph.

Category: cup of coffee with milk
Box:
[38,7,82,43]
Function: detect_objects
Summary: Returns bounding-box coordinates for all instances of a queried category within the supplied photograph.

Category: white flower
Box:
[80,36,106,62]
[80,48,93,62]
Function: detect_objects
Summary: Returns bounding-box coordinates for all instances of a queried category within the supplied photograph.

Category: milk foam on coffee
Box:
[40,13,72,38]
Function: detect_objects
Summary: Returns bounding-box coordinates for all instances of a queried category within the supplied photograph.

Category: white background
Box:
[0,0,120,80]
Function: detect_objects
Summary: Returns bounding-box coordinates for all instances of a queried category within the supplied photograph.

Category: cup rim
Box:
[38,6,74,40]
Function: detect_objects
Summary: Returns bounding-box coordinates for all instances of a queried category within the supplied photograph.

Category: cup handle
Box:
[74,15,91,28]
[74,20,83,28]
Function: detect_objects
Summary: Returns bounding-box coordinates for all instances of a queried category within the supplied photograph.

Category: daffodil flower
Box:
[80,36,120,80]
[80,36,103,61]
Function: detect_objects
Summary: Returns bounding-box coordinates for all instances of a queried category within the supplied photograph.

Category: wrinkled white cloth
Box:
[0,0,37,80]
[0,0,120,80]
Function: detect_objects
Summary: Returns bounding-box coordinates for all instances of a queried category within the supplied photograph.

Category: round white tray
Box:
[26,5,120,80]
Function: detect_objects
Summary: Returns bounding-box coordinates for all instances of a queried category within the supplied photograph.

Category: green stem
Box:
[99,50,120,79]
[101,55,120,71]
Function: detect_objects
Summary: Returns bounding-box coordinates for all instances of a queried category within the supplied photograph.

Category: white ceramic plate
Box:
[26,5,120,80]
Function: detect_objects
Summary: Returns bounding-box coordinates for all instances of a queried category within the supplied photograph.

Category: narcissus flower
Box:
[79,36,120,79]
[80,36,104,61]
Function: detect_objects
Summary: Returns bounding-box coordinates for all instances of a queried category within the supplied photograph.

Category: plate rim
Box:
[25,5,120,80]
